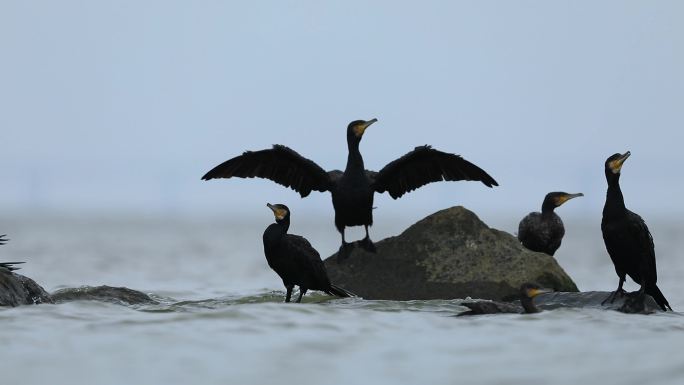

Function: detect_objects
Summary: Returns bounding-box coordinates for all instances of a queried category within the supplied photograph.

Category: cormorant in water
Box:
[0,235,25,272]
[518,192,583,256]
[458,283,550,315]
[263,203,354,302]
[601,151,671,311]
[204,119,498,259]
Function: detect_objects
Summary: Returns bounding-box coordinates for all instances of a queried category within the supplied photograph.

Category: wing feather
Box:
[202,145,332,197]
[372,146,498,199]
[627,211,657,281]
[285,235,331,288]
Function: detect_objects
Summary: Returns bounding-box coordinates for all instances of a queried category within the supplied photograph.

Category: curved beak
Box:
[558,193,584,206]
[528,288,552,298]
[355,118,378,137]
[610,151,631,173]
[267,203,287,220]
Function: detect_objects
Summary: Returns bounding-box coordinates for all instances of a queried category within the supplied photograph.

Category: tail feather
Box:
[327,284,355,298]
[646,284,672,311]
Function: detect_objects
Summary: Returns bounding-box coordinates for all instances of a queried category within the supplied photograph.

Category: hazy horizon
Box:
[2,1,682,224]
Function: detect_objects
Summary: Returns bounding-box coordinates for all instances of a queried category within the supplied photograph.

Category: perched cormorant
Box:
[458,283,550,315]
[263,203,354,302]
[601,151,671,311]
[517,192,583,256]
[204,119,498,258]
[0,235,25,272]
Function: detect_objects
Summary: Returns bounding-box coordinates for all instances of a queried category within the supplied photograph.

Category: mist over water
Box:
[1,214,683,385]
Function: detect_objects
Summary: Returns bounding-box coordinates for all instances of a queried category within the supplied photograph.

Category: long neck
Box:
[345,138,365,173]
[541,200,556,215]
[604,172,626,215]
[521,297,540,314]
[263,220,289,249]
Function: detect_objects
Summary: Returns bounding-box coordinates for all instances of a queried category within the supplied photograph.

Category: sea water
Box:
[1,215,682,385]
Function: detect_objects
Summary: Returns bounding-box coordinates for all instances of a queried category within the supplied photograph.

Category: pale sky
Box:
[1,1,683,227]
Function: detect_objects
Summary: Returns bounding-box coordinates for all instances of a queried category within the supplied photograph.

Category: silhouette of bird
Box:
[458,283,551,315]
[601,151,671,311]
[204,119,498,259]
[263,203,354,302]
[518,192,583,255]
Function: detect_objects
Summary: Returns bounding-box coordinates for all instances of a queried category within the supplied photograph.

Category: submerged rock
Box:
[458,291,663,315]
[324,206,578,301]
[535,290,662,314]
[1,267,156,307]
[51,285,157,305]
[0,270,53,307]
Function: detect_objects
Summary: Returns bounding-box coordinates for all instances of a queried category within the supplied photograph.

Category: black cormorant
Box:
[601,151,672,311]
[458,283,550,315]
[517,192,583,255]
[263,203,354,302]
[204,119,498,258]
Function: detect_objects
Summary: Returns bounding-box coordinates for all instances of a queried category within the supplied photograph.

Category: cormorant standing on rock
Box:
[263,203,354,302]
[458,283,551,315]
[518,192,583,256]
[601,151,671,311]
[203,119,498,259]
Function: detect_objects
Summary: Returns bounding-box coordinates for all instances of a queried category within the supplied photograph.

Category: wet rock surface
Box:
[535,290,662,314]
[458,291,663,315]
[51,285,157,305]
[1,268,155,307]
[0,271,53,307]
[325,206,579,301]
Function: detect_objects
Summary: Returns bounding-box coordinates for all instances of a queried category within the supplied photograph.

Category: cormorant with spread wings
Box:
[203,119,498,259]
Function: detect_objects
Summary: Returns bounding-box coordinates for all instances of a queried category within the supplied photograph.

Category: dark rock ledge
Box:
[325,206,578,301]
[1,268,156,307]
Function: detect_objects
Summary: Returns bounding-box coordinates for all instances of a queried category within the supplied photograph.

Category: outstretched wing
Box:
[372,145,498,199]
[202,145,333,197]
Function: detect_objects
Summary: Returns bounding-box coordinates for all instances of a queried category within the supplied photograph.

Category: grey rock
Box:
[324,206,578,301]
[535,290,662,314]
[51,285,157,305]
[1,268,156,307]
[459,291,663,315]
[0,270,53,306]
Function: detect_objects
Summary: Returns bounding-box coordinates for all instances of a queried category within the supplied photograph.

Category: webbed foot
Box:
[360,237,377,253]
[601,288,627,306]
[337,242,354,262]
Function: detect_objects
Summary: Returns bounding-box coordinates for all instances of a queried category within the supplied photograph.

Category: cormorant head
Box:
[347,119,378,143]
[542,192,584,212]
[519,283,551,299]
[605,151,630,175]
[267,203,290,224]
